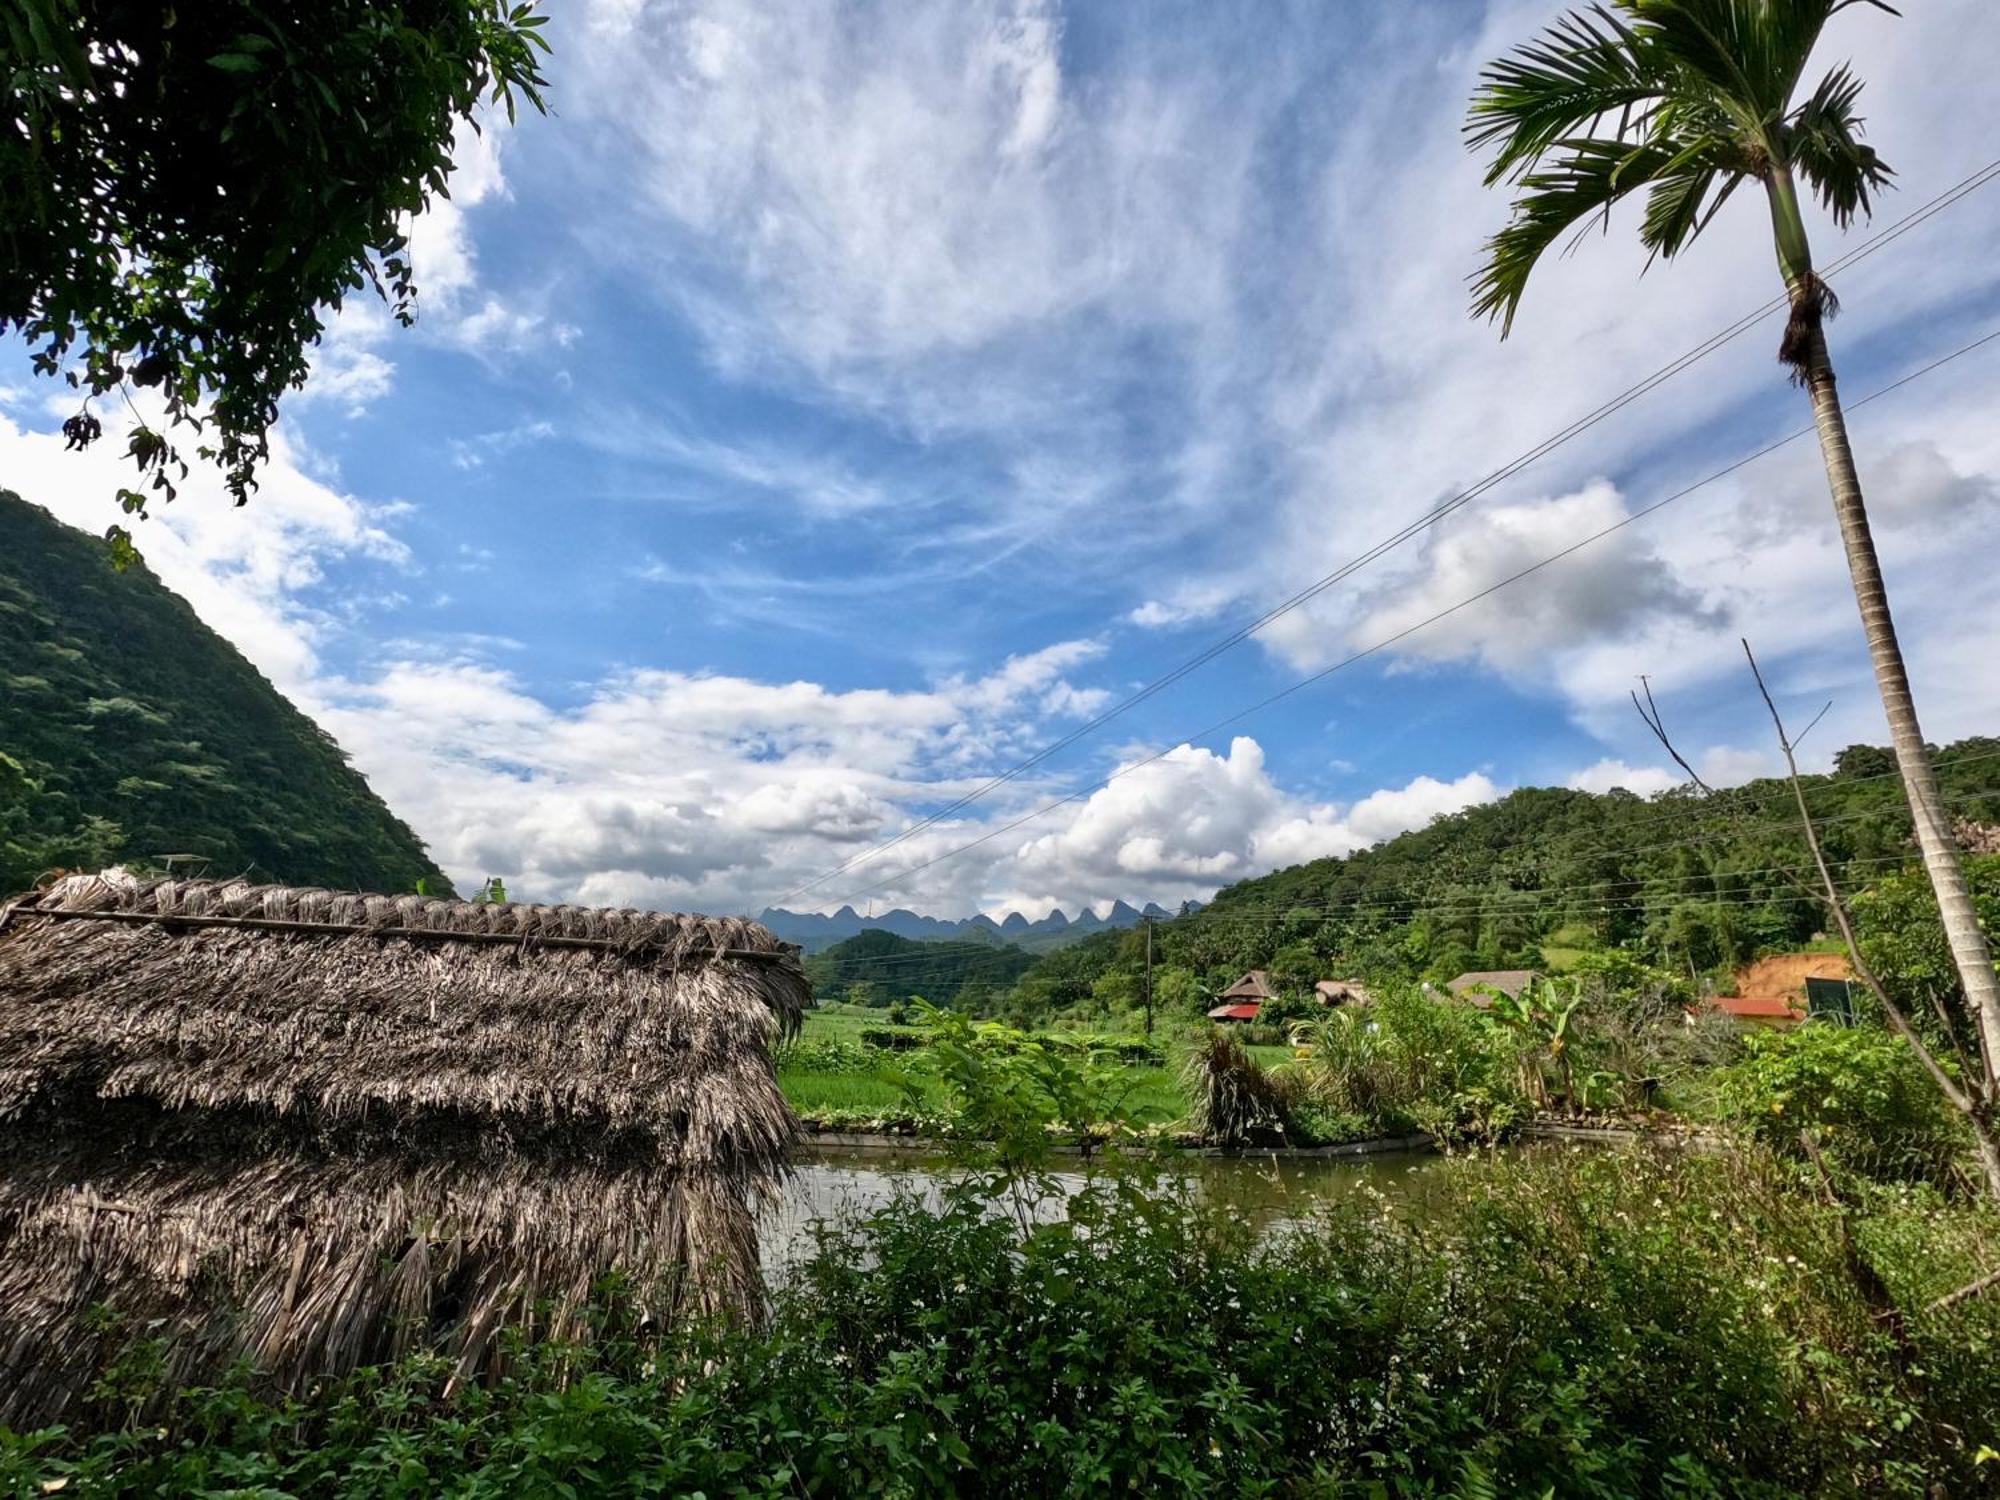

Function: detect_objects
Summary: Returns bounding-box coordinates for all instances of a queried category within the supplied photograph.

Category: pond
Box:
[759,1140,1460,1272]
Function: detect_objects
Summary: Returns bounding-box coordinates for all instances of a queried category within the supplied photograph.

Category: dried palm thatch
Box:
[0,871,807,1422]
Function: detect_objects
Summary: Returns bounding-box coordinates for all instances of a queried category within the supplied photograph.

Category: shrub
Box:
[895,1007,1158,1178]
[771,1035,873,1074]
[1283,987,1522,1141]
[1719,1023,1962,1182]
[857,1026,927,1052]
[1180,1029,1289,1146]
[8,1151,1996,1496]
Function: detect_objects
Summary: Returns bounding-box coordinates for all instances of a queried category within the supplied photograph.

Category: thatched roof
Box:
[1443,969,1542,1004]
[0,872,808,1421]
[1218,969,1275,1001]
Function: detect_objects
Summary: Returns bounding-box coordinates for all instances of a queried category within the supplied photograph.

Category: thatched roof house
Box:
[1217,970,1277,1003]
[0,872,807,1422]
[1442,969,1542,1006]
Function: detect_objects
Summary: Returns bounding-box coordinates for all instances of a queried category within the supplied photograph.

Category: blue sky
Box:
[6,0,2000,917]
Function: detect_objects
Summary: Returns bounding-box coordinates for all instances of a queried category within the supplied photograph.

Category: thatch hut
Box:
[0,872,807,1422]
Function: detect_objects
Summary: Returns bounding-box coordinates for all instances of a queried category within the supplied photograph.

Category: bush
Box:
[1283,987,1521,1141]
[1056,1033,1166,1066]
[9,1151,1996,1496]
[1180,1029,1289,1147]
[857,1026,927,1052]
[771,1036,874,1074]
[1719,1022,1962,1182]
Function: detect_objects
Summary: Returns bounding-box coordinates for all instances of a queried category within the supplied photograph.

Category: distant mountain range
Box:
[756,898,1182,954]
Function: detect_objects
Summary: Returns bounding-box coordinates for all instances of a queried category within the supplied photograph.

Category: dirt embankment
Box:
[1731,952,1853,999]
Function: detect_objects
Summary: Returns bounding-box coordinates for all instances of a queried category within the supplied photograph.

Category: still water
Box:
[759,1141,1457,1273]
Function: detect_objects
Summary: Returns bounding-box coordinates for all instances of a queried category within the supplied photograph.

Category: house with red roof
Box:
[1206,970,1374,1022]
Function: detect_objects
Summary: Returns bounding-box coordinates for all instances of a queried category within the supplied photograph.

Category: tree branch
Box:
[1742,639,1978,1116]
[1631,675,1715,793]
[1928,1263,2000,1314]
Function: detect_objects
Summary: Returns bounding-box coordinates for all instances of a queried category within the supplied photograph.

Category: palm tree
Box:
[1466,0,2000,1082]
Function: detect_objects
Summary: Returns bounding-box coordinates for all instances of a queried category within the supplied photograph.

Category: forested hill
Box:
[806,928,1039,1007]
[1002,740,2000,1020]
[0,491,450,897]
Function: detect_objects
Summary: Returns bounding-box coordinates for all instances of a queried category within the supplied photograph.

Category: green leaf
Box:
[207,52,264,73]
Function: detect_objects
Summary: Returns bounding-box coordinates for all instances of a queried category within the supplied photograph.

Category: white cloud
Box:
[0,412,1515,914]
[1700,746,1777,788]
[1566,759,1682,798]
[448,419,557,470]
[1007,741,1501,911]
[13,0,2000,927]
[0,407,406,693]
[1308,480,1718,678]
[296,113,576,418]
[1343,772,1504,844]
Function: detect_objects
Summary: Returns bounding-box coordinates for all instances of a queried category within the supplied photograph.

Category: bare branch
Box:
[1630,675,1714,793]
[1632,667,1819,904]
[1793,700,1834,750]
[1928,1263,2000,1314]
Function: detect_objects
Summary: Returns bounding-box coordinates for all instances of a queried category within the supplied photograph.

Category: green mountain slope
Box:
[806,928,1038,1007]
[1004,739,2000,1020]
[0,491,449,897]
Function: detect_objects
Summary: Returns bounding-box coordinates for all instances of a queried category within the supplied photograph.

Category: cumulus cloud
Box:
[1321,481,1718,677]
[1566,759,1682,798]
[1007,740,1502,911]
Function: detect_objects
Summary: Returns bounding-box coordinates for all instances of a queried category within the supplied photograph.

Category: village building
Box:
[1439,969,1543,1007]
[0,871,807,1424]
[1206,970,1373,1022]
[1205,968,1276,1021]
[1698,953,1855,1028]
[1315,978,1374,1007]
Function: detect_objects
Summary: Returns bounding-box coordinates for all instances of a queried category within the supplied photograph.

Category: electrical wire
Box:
[773,159,2000,907]
[811,322,2000,913]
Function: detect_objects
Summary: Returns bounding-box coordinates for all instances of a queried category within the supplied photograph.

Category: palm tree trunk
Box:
[1797,324,2000,1084]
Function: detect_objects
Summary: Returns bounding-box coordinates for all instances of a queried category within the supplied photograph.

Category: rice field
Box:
[778,1009,1291,1129]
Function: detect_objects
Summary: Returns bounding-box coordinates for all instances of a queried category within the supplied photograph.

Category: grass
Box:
[776,1070,922,1115]
[797,1008,922,1043]
[782,1012,1303,1131]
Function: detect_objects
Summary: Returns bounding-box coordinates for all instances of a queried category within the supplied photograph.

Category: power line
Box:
[805,838,1981,975]
[820,324,2000,916]
[773,159,2000,907]
[767,742,2000,932]
[802,778,2000,973]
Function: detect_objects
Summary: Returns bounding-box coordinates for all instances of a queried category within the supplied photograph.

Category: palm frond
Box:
[1784,63,1893,226]
[1471,137,1679,334]
[1631,0,1844,124]
[1639,153,1742,263]
[1466,5,1666,185]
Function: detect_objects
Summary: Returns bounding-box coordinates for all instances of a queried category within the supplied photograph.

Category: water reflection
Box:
[759,1141,1453,1273]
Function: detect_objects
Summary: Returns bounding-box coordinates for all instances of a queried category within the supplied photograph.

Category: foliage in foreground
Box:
[7,1149,1997,1498]
[1720,1021,1967,1185]
[5,0,549,530]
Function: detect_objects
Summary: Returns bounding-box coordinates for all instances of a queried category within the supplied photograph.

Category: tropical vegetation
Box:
[1466,0,2000,1134]
[0,492,450,895]
[2,0,549,544]
[6,1145,1996,1496]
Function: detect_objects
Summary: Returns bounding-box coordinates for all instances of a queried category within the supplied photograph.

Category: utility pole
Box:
[1143,914,1154,1036]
